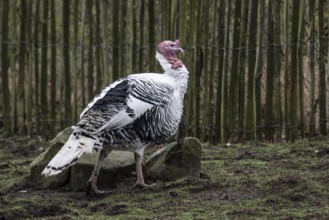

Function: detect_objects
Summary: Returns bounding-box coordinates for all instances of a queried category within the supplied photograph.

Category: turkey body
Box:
[42,53,188,176]
[79,72,187,155]
[42,40,188,193]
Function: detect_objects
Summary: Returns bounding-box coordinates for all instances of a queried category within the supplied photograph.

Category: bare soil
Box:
[0,136,328,219]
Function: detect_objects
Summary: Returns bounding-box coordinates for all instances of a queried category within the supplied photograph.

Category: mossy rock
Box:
[30,127,135,191]
[30,127,201,190]
[70,151,135,191]
[29,127,73,188]
[145,137,201,181]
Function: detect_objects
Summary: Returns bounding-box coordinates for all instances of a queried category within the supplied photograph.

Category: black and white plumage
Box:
[42,40,188,194]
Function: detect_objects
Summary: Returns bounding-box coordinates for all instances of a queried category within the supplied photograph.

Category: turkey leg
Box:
[134,152,156,188]
[134,152,146,187]
[86,148,111,195]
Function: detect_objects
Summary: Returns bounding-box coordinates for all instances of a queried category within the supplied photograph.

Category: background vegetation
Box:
[1,0,329,144]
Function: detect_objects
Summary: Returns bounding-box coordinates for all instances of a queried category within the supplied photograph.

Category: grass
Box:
[0,135,328,219]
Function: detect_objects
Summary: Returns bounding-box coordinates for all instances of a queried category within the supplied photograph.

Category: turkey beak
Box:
[177,47,184,55]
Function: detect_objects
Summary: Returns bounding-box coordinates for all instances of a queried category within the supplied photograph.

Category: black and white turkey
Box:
[42,39,189,194]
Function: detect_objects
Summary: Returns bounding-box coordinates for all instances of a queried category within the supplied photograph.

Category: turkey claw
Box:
[86,180,110,195]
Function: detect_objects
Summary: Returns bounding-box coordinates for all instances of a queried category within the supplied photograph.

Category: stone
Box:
[70,151,135,191]
[30,127,201,191]
[30,127,135,191]
[29,127,73,188]
[145,137,201,181]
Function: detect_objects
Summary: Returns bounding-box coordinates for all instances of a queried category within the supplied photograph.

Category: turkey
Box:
[42,39,188,195]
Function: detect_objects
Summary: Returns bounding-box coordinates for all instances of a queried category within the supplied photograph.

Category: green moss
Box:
[146,137,201,181]
[1,137,329,219]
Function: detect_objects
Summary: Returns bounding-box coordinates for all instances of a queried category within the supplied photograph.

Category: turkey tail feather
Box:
[42,132,102,176]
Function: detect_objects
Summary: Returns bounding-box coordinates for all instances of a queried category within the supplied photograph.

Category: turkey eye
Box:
[170,44,174,47]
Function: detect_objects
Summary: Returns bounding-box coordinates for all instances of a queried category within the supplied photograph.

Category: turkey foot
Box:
[133,152,156,189]
[133,181,157,189]
[86,149,111,195]
[86,174,110,195]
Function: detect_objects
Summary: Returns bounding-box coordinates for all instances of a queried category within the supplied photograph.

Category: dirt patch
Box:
[27,202,69,218]
[316,174,329,186]
[0,200,69,219]
[188,181,225,194]
[188,180,258,203]
[1,137,329,219]
[312,161,329,170]
[89,202,128,215]
[0,137,46,161]
[264,174,316,203]
[315,148,329,157]
[235,147,282,161]
[105,204,128,216]
[228,208,261,219]
[269,159,299,169]
[267,175,308,192]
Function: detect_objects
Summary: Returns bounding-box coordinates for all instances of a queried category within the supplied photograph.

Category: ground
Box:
[0,135,328,219]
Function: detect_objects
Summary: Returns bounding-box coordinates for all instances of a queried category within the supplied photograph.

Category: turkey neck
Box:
[155,51,189,97]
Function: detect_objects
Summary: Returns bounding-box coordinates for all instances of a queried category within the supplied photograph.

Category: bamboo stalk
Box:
[178,0,186,43]
[308,0,316,137]
[1,0,11,133]
[26,0,33,136]
[255,0,265,140]
[112,0,120,80]
[208,0,217,144]
[318,0,327,135]
[17,0,28,135]
[246,0,258,141]
[274,0,282,142]
[289,0,300,141]
[186,0,196,136]
[284,0,290,141]
[161,0,169,40]
[73,0,79,122]
[148,0,155,71]
[237,0,249,141]
[40,0,49,135]
[201,0,210,142]
[221,0,232,142]
[265,0,275,141]
[50,0,57,134]
[102,0,110,85]
[228,0,242,142]
[120,0,127,76]
[297,1,305,137]
[87,0,94,100]
[138,0,145,72]
[194,0,203,138]
[179,0,187,141]
[95,0,103,91]
[170,0,176,38]
[215,0,225,143]
[131,0,138,73]
[63,0,72,128]
[33,0,41,134]
[80,0,86,109]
